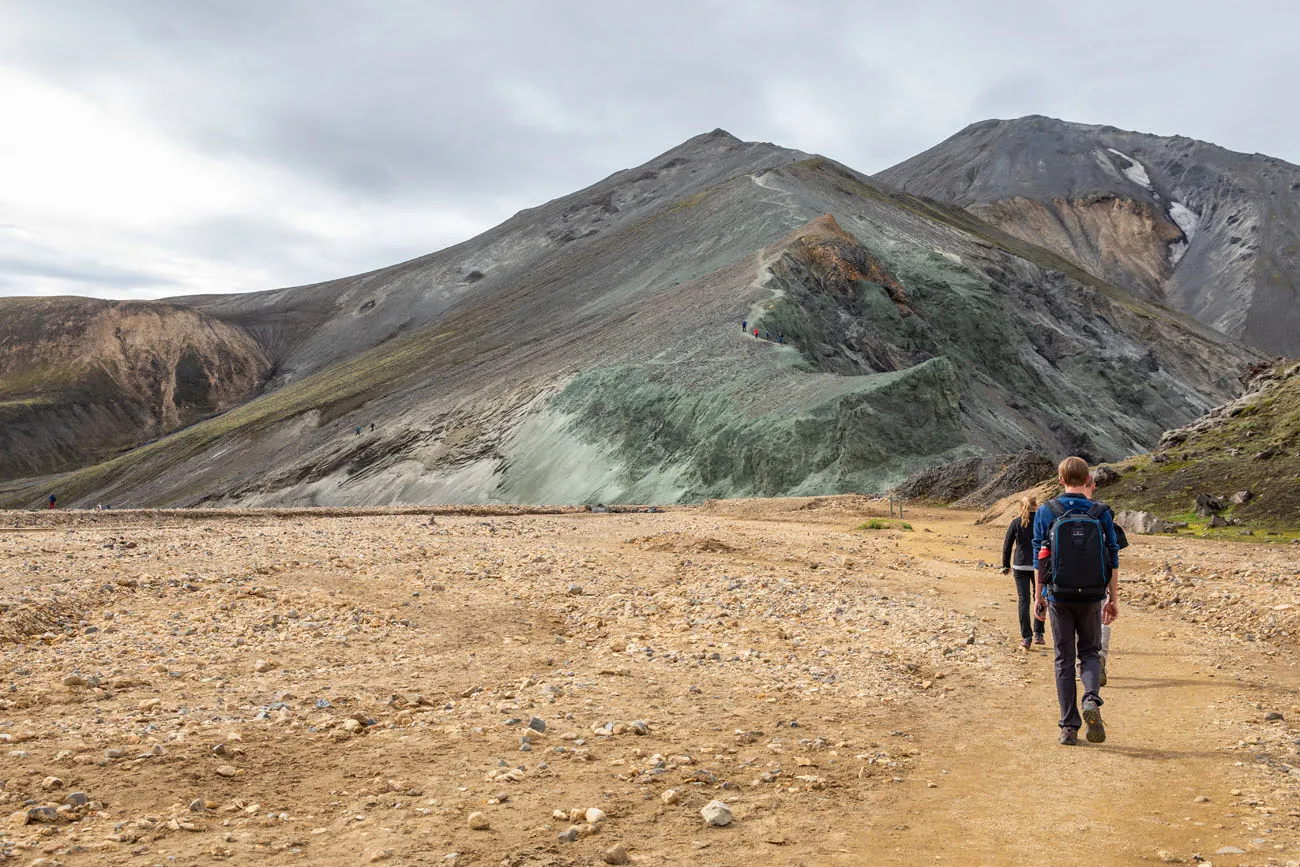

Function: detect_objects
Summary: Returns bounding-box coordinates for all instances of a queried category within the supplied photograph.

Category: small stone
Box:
[602,843,630,865]
[585,807,607,824]
[609,638,627,653]
[26,806,59,824]
[366,849,394,862]
[700,800,732,827]
[1157,851,1178,863]
[254,659,274,673]
[629,720,648,736]
[1193,796,1210,803]
[558,826,579,842]
[661,789,679,805]
[63,792,88,807]
[467,811,490,830]
[1264,712,1284,721]
[1215,847,1245,855]
[343,718,363,733]
[528,716,546,733]
[40,776,64,790]
[138,698,161,712]
[105,748,125,759]
[567,584,582,596]
[62,674,89,688]
[190,798,206,811]
[215,765,238,777]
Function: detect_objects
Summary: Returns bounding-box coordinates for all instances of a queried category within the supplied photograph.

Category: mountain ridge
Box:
[876,114,1300,355]
[0,122,1281,507]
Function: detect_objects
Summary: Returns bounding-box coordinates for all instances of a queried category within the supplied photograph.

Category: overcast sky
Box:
[2,0,1296,300]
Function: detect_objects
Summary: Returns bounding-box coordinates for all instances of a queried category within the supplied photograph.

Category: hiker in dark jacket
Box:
[1002,494,1046,649]
[1033,456,1120,746]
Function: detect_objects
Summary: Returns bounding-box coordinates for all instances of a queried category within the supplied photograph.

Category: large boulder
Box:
[1114,510,1174,535]
[1091,465,1119,486]
[1194,493,1225,517]
[1230,489,1253,505]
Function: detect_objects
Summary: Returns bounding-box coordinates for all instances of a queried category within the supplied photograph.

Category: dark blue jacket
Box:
[1031,494,1119,600]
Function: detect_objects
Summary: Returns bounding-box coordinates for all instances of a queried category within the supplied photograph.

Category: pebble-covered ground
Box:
[0,498,1297,866]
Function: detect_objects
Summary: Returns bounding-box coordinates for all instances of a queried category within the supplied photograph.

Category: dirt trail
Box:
[859,512,1299,866]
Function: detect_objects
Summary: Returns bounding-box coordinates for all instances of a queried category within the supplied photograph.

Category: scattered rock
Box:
[700,800,732,827]
[661,789,680,805]
[1091,465,1118,486]
[215,765,238,777]
[467,811,490,830]
[61,673,89,688]
[585,807,607,824]
[1114,510,1174,535]
[1194,493,1225,517]
[602,843,630,865]
[1264,711,1284,721]
[528,716,546,733]
[1229,489,1253,505]
[253,658,275,673]
[558,826,580,843]
[63,792,88,807]
[1215,846,1245,855]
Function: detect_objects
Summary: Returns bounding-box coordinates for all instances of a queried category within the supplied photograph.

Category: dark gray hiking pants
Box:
[1048,599,1104,730]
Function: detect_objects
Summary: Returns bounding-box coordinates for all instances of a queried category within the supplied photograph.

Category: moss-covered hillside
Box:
[1101,360,1300,531]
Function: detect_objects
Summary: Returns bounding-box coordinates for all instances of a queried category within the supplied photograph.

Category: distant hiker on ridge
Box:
[48,493,57,509]
[742,319,747,331]
[355,426,362,436]
[1001,494,1045,650]
[1032,456,1119,746]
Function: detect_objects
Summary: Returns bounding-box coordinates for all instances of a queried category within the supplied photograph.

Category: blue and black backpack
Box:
[1043,499,1112,600]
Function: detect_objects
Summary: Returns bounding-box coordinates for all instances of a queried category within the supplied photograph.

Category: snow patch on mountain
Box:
[1107,148,1153,190]
[1167,201,1200,264]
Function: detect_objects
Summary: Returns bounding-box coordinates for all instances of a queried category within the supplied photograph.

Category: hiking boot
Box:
[1059,727,1078,746]
[1099,656,1108,687]
[1020,638,1032,650]
[1033,634,1045,646]
[1082,699,1106,743]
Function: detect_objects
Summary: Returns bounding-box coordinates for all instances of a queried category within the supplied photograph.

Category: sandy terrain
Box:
[0,497,1297,866]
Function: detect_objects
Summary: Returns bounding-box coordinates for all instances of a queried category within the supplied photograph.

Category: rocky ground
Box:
[0,498,1297,865]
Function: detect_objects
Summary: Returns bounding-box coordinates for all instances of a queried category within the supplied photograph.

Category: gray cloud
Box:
[1,0,1297,300]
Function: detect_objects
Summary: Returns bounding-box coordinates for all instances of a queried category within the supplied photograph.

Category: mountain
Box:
[0,129,1266,508]
[876,115,1300,356]
[0,297,269,479]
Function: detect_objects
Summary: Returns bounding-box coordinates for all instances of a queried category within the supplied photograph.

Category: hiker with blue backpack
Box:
[1032,456,1120,746]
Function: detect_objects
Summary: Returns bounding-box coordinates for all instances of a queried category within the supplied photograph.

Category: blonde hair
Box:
[1058,456,1090,487]
[1019,495,1037,525]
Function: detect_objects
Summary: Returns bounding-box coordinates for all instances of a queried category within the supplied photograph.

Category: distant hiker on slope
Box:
[1001,494,1046,649]
[48,494,57,510]
[742,320,747,331]
[1032,456,1120,745]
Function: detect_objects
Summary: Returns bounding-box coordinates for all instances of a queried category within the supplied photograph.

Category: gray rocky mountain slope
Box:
[0,131,1261,508]
[877,115,1300,356]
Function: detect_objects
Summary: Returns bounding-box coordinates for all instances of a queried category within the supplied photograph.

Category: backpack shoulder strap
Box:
[1086,502,1108,519]
[1046,499,1067,518]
